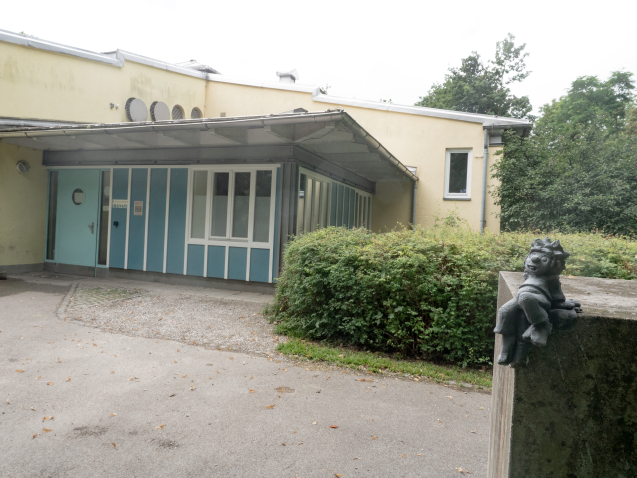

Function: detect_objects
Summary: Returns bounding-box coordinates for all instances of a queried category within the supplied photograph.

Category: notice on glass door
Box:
[134,201,143,216]
[112,200,128,208]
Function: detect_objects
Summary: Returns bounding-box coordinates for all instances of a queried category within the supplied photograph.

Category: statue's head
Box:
[524,237,570,278]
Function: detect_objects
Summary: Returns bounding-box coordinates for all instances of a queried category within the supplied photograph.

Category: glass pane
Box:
[359,195,363,227]
[253,170,272,242]
[46,171,58,261]
[343,187,350,227]
[304,178,313,233]
[211,172,229,237]
[336,184,343,226]
[321,182,329,228]
[98,171,111,265]
[312,180,321,231]
[191,171,208,239]
[355,193,359,227]
[449,153,469,194]
[297,174,306,234]
[367,197,372,229]
[362,196,367,228]
[232,172,251,238]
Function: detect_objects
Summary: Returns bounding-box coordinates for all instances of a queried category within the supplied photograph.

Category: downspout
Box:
[411,180,417,230]
[480,128,489,234]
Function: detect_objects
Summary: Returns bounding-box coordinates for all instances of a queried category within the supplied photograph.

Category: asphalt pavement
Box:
[0,275,490,477]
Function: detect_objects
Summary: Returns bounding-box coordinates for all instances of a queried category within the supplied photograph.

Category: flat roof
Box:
[0,110,417,184]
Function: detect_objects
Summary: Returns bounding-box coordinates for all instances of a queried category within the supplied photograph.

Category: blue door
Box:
[56,170,100,266]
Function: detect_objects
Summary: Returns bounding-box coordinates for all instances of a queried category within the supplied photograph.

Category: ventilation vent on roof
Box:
[125,98,148,122]
[276,69,299,84]
[172,105,184,120]
[191,107,202,119]
[150,101,170,121]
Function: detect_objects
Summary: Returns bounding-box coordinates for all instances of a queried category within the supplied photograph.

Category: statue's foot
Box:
[522,321,553,347]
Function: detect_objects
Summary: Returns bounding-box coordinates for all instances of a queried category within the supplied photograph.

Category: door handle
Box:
[88,222,94,234]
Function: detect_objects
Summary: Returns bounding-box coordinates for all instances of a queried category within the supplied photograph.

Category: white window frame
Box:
[444,149,472,200]
[186,164,278,282]
[297,167,372,234]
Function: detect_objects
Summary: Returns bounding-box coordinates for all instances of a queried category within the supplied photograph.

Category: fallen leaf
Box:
[182,374,188,378]
[57,357,61,363]
[470,428,477,433]
[112,442,117,449]
[190,385,195,391]
[66,378,71,382]
[402,454,407,458]
[445,396,453,399]
[32,434,38,439]
[456,468,463,473]
[155,424,165,429]
[479,407,485,410]
[311,422,317,425]
[229,357,234,360]
[249,389,255,393]
[43,428,52,433]
[417,453,422,456]
[281,443,286,446]
[282,369,287,372]
[265,405,275,409]
[35,376,41,380]
[330,425,338,429]
[110,413,117,417]
[46,382,54,386]
[335,474,343,478]
[353,457,361,460]
[371,436,378,440]
[357,379,373,382]
[15,369,24,373]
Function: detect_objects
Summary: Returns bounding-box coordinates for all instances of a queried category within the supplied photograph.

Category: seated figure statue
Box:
[494,238,581,366]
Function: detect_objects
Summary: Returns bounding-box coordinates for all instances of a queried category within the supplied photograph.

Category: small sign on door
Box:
[134,201,143,216]
[112,199,128,208]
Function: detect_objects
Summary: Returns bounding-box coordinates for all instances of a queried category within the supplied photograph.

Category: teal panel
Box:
[207,246,225,279]
[250,249,270,283]
[127,168,148,270]
[186,244,205,276]
[336,184,344,226]
[330,183,337,226]
[146,169,167,272]
[109,168,129,268]
[56,170,100,267]
[166,169,188,274]
[272,167,281,280]
[348,189,356,228]
[343,187,350,227]
[228,247,247,281]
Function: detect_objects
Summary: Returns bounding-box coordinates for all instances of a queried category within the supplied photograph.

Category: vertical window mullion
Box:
[226,171,235,239]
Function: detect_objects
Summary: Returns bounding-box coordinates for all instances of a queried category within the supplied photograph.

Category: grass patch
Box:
[277,337,492,389]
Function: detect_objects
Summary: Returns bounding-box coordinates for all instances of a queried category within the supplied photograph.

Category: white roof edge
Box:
[311,90,531,126]
[0,28,122,67]
[206,73,318,93]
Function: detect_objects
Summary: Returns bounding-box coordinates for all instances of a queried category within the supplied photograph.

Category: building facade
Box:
[0,29,530,288]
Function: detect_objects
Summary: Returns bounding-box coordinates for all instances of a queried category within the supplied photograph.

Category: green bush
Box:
[269,223,637,367]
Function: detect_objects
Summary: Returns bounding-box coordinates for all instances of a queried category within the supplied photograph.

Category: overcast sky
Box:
[3,0,636,117]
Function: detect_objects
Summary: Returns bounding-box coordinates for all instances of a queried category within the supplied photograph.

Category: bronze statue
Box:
[494,238,581,366]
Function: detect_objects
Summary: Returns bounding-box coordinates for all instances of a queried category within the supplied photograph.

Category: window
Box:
[97,171,111,265]
[444,149,472,199]
[188,167,275,244]
[46,171,58,261]
[172,105,184,120]
[296,168,371,234]
[191,107,202,119]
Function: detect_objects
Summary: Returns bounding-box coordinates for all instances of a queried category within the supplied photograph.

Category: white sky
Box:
[3,0,636,117]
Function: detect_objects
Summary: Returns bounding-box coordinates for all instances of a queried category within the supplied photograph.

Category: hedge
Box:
[268,224,637,367]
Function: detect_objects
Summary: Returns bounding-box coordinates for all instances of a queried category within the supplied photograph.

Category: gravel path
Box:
[67,286,285,357]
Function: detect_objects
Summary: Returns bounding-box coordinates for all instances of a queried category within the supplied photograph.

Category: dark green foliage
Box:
[269,225,637,367]
[492,72,637,234]
[415,34,533,119]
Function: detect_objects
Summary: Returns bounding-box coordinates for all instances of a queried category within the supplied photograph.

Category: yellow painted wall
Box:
[0,41,206,124]
[0,143,47,266]
[206,82,501,231]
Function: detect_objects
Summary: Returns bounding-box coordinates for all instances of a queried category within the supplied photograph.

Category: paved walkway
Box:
[1,274,491,477]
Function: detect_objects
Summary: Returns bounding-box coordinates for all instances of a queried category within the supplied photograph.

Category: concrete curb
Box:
[56,281,78,320]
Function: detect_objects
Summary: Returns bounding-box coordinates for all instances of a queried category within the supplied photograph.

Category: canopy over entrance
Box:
[0,110,417,193]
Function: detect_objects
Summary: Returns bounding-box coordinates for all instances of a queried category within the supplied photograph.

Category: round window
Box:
[72,188,85,205]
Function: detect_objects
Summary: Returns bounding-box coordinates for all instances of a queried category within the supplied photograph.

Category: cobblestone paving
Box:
[66,285,144,311]
[65,285,284,357]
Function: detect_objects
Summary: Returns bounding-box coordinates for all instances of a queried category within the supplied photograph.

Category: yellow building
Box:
[0,29,530,285]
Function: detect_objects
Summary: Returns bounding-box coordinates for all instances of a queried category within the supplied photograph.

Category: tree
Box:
[535,71,635,136]
[491,72,637,234]
[415,34,533,119]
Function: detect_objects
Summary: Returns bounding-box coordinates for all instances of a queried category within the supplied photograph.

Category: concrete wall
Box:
[0,143,47,267]
[0,41,206,123]
[206,82,501,232]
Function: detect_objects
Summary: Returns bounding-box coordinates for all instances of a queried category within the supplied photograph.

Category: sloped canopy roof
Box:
[0,110,416,184]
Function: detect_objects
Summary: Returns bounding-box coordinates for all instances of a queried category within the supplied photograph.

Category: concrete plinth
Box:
[488,271,637,478]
